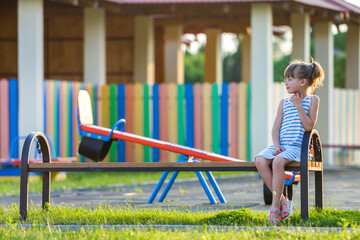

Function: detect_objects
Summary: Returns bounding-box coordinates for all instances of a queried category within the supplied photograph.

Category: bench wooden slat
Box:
[28,161,303,172]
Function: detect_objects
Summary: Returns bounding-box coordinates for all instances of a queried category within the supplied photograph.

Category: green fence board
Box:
[247,83,251,161]
[212,84,219,154]
[177,85,185,147]
[144,84,150,162]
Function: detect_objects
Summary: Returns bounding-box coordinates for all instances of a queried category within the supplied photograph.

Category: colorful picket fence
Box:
[44,80,252,163]
[0,79,359,166]
[333,88,360,165]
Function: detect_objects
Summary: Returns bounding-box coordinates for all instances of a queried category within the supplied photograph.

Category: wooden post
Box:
[204,28,222,85]
[164,25,184,84]
[134,16,155,85]
[250,3,274,158]
[314,21,334,166]
[241,34,251,83]
[346,25,360,89]
[291,12,310,62]
[18,0,44,137]
[84,7,106,85]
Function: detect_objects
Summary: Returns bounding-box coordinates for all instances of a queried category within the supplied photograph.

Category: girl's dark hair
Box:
[284,59,325,93]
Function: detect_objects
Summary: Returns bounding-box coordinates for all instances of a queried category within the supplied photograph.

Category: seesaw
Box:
[77,90,245,163]
[76,90,300,204]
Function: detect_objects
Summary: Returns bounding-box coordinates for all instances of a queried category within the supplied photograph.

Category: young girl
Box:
[255,60,324,224]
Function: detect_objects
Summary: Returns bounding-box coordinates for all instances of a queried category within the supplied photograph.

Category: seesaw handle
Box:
[106,119,126,141]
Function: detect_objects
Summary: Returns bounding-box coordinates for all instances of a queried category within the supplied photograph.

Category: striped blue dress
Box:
[256,95,312,162]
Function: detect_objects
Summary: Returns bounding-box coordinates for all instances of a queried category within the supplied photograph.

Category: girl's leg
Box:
[271,156,291,209]
[254,156,273,191]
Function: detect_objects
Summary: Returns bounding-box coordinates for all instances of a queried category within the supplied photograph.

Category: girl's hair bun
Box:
[284,59,324,93]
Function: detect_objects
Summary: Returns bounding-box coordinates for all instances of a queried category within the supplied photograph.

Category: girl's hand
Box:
[273,146,284,155]
[290,93,303,107]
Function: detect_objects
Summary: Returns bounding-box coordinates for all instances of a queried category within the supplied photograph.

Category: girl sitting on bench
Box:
[254,59,324,224]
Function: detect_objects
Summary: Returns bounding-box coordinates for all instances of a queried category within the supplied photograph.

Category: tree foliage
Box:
[184,46,204,83]
[223,41,242,83]
[184,31,347,88]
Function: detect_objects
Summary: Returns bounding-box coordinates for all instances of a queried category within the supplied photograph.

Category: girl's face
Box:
[284,77,305,94]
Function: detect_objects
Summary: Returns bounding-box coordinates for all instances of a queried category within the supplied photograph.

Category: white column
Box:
[18,0,44,136]
[250,3,274,159]
[346,25,360,89]
[84,8,106,85]
[134,16,155,84]
[204,28,222,85]
[242,34,251,82]
[314,22,334,165]
[164,25,184,84]
[291,12,310,62]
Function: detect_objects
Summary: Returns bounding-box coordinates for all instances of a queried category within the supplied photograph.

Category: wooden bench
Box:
[20,130,324,221]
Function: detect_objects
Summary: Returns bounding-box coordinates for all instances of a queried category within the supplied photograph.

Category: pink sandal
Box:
[267,208,281,225]
[280,196,294,220]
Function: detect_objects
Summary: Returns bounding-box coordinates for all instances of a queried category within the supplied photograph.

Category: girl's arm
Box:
[272,99,284,149]
[292,94,320,131]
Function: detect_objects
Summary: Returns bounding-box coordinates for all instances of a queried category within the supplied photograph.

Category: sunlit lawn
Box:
[1,205,359,228]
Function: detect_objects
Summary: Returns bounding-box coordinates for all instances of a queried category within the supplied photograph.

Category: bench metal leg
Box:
[42,171,51,210]
[20,132,52,220]
[315,170,323,209]
[147,171,169,203]
[300,162,309,220]
[20,153,29,220]
[158,171,179,202]
[205,171,226,203]
[287,185,293,201]
[196,171,217,204]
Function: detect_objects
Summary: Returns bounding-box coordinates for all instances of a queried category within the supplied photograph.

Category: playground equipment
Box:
[77,90,244,163]
[77,90,244,204]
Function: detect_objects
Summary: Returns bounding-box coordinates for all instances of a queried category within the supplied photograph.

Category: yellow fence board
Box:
[202,83,212,152]
[238,82,247,160]
[167,83,178,162]
[101,85,110,162]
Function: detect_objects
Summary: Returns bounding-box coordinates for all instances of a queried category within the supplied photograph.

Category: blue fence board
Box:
[9,79,18,158]
[220,83,229,156]
[152,84,160,162]
[185,83,194,148]
[117,84,126,162]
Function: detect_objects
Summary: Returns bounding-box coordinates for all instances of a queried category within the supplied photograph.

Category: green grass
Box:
[0,227,359,240]
[1,205,359,228]
[1,205,359,239]
[0,171,252,196]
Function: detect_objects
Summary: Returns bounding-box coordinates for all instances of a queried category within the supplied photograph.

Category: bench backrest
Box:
[78,90,94,125]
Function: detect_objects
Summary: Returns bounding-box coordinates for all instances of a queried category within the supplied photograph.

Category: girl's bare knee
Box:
[254,156,264,165]
[272,157,287,170]
[255,156,269,169]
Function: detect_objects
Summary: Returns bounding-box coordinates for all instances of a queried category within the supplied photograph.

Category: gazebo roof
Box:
[7,0,359,33]
[107,0,360,14]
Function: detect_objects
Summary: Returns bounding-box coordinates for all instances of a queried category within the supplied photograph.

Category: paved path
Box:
[1,168,359,211]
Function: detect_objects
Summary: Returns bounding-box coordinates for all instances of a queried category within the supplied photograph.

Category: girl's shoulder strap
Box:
[283,97,290,104]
